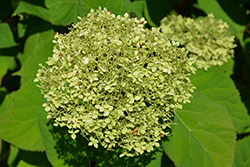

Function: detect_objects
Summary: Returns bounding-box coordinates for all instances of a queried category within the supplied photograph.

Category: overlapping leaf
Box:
[198,0,245,46]
[13,0,142,26]
[163,91,236,167]
[0,81,45,151]
[191,67,250,133]
[0,23,17,48]
[234,136,250,167]
[0,56,15,85]
[144,0,181,27]
[38,95,164,166]
[0,29,54,151]
[162,67,239,167]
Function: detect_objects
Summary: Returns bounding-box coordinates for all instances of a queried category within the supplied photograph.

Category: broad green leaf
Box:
[37,109,69,167]
[132,1,145,17]
[0,81,45,151]
[22,25,53,64]
[198,0,245,46]
[233,136,250,167]
[0,28,54,152]
[144,0,172,27]
[13,0,142,26]
[0,23,18,48]
[17,29,54,81]
[216,58,234,76]
[39,104,163,167]
[144,150,163,167]
[163,91,236,167]
[190,67,250,133]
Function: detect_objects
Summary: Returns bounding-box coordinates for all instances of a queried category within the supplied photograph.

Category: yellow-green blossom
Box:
[160,14,237,70]
[34,7,196,157]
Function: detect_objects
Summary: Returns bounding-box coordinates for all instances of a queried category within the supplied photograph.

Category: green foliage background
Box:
[0,0,250,166]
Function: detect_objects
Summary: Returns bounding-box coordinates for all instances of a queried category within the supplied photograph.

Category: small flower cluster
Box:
[160,14,237,70]
[34,7,196,157]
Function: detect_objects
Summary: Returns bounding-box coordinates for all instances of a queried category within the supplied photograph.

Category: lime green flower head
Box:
[160,14,237,70]
[34,7,196,157]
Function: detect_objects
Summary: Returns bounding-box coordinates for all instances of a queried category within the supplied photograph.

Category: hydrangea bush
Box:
[34,7,196,157]
[160,14,237,70]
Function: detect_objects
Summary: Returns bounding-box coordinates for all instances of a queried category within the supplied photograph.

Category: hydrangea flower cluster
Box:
[160,14,237,70]
[34,7,196,157]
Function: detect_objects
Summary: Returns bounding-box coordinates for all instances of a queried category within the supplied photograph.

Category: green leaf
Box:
[233,136,250,167]
[162,91,236,167]
[15,150,52,167]
[144,0,181,27]
[216,58,234,76]
[132,0,145,17]
[96,147,163,167]
[22,24,53,64]
[0,23,18,48]
[190,67,250,133]
[37,108,69,167]
[17,28,54,81]
[17,161,35,167]
[0,88,8,116]
[13,0,142,26]
[0,56,15,85]
[0,27,54,152]
[0,81,45,151]
[197,0,245,46]
[144,0,173,27]
[7,145,19,166]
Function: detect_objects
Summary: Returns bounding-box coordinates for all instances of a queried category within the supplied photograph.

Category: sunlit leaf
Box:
[163,91,236,167]
[162,67,240,167]
[191,67,250,133]
[198,0,245,46]
[0,81,45,151]
[233,136,250,167]
[13,0,142,26]
[0,29,54,151]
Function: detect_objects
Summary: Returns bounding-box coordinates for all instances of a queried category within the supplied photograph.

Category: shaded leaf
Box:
[0,23,17,48]
[144,0,181,27]
[15,150,52,167]
[144,0,173,27]
[37,108,69,167]
[0,0,12,21]
[39,106,164,167]
[0,56,15,85]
